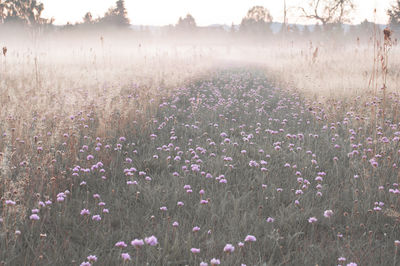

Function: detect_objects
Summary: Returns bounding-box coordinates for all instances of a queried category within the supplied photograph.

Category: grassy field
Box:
[1,33,400,265]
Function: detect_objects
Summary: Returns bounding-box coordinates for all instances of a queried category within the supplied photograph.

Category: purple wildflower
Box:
[144,235,158,246]
[121,253,131,261]
[244,235,256,242]
[29,214,40,221]
[131,239,144,247]
[223,244,235,253]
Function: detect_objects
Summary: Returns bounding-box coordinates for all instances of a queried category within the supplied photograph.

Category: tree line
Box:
[0,0,130,27]
[0,0,400,33]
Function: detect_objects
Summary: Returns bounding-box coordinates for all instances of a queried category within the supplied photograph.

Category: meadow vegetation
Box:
[1,25,400,266]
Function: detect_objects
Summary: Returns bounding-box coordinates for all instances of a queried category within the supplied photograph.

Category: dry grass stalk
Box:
[312,47,318,63]
[381,27,392,123]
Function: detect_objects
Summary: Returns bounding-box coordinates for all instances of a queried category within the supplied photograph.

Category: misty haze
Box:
[1,1,400,265]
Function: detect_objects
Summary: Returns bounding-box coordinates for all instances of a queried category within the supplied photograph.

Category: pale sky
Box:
[41,0,394,26]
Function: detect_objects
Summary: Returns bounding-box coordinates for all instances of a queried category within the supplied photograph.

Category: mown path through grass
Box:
[3,68,400,266]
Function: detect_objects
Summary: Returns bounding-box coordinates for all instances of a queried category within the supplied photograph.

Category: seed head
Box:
[383,27,392,45]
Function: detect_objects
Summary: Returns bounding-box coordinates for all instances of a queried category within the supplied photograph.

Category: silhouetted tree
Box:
[83,12,93,24]
[345,19,373,42]
[1,0,51,26]
[115,0,129,24]
[98,0,130,27]
[240,6,273,35]
[359,19,374,34]
[299,0,355,26]
[388,1,400,29]
[176,14,196,31]
[0,1,6,23]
